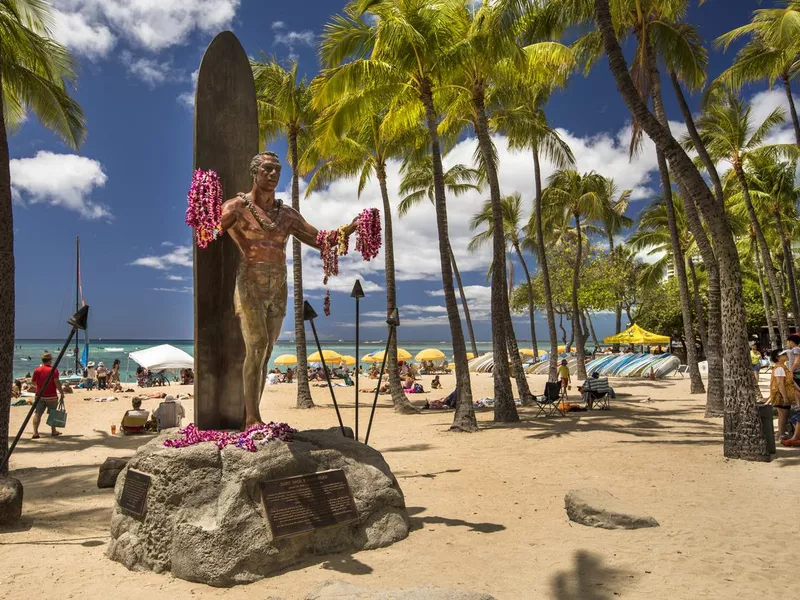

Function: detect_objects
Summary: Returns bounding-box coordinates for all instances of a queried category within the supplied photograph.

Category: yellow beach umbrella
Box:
[452,352,474,360]
[308,349,342,362]
[274,354,297,366]
[371,348,412,362]
[415,348,446,361]
[362,353,378,363]
[339,355,356,366]
[519,348,535,356]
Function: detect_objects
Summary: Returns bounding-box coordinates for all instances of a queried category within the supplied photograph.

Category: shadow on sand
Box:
[550,550,635,600]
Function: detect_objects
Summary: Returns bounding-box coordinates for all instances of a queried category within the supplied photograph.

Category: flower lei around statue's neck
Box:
[317,208,382,316]
[163,422,296,452]
[185,169,223,248]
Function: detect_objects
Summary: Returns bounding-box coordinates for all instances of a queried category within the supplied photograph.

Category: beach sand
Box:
[2,373,797,599]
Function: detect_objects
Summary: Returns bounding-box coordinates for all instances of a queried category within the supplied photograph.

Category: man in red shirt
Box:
[31,351,64,439]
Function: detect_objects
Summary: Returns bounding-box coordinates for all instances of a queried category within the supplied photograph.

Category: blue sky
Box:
[9,0,797,342]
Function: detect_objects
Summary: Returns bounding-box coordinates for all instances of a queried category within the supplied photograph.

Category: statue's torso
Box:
[223,196,293,265]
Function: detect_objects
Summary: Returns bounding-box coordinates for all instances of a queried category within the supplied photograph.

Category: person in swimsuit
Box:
[220,151,357,427]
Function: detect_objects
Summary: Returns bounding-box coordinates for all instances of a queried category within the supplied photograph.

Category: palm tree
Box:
[303,102,420,414]
[251,57,317,409]
[469,193,539,360]
[594,0,769,461]
[687,90,794,344]
[318,0,477,431]
[730,154,800,332]
[493,82,574,382]
[543,169,606,380]
[598,178,633,349]
[1,0,86,474]
[398,160,481,360]
[437,3,570,420]
[715,1,800,145]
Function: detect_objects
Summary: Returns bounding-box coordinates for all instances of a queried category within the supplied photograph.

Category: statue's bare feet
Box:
[244,415,264,429]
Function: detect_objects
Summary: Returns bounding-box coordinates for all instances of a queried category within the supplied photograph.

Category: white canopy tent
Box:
[128,344,194,371]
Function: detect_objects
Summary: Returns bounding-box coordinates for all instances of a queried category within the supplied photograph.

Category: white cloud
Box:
[151,287,192,293]
[52,8,116,59]
[748,88,798,146]
[131,245,192,270]
[121,51,181,87]
[52,0,240,55]
[10,151,110,219]
[272,20,315,59]
[177,68,200,110]
[165,274,187,281]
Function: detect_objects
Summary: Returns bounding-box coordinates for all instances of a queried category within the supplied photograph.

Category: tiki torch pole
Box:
[364,308,399,445]
[303,301,346,436]
[2,306,89,474]
[351,280,365,441]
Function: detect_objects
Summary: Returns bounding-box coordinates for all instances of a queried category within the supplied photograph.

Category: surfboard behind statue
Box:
[193,31,258,430]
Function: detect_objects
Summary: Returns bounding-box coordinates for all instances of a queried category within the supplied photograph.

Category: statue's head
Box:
[250,151,281,192]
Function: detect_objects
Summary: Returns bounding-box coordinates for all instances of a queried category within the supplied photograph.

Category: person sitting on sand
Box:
[11,379,21,398]
[153,394,185,431]
[368,364,379,379]
[31,351,64,439]
[558,359,570,396]
[266,370,280,386]
[431,375,442,390]
[285,368,294,383]
[402,374,415,391]
[120,398,150,435]
[408,362,419,379]
[768,349,794,441]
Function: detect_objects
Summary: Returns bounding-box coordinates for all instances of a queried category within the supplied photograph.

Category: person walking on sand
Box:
[31,351,64,439]
[558,359,571,397]
[96,361,108,390]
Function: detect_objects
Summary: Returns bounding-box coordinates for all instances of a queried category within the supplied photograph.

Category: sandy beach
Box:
[2,372,797,599]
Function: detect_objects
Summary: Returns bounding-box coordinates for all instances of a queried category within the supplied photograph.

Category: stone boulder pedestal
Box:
[0,477,23,525]
[564,488,659,530]
[107,428,409,586]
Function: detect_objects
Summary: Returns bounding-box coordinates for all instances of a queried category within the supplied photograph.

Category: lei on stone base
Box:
[185,169,223,248]
[163,422,296,452]
[316,208,382,316]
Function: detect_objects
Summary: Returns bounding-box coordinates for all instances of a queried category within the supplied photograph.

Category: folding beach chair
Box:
[534,382,566,417]
[583,377,611,410]
[673,364,689,378]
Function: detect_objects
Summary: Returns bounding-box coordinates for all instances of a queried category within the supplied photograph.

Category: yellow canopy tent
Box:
[415,348,445,361]
[603,324,670,345]
[274,354,297,366]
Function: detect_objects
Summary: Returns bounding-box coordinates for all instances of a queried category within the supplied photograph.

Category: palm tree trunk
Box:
[473,90,517,422]
[646,45,704,395]
[783,73,800,147]
[290,133,314,409]
[595,0,767,460]
[514,243,538,362]
[572,216,587,380]
[775,213,800,331]
[687,258,707,352]
[559,312,567,345]
[0,53,14,475]
[420,80,477,432]
[608,235,620,351]
[378,167,417,414]
[754,248,778,350]
[448,242,479,358]
[734,163,789,343]
[668,70,724,415]
[669,72,726,207]
[533,148,559,380]
[585,310,600,348]
[505,315,534,404]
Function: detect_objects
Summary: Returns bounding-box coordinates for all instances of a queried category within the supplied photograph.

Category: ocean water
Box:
[13,338,505,381]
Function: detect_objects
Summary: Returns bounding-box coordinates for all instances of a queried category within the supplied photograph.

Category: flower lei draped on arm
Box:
[316,208,382,317]
[185,169,223,248]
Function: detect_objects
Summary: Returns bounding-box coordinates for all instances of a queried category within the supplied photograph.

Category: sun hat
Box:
[88,361,95,367]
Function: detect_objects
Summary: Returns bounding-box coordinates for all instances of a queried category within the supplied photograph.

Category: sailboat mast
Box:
[75,236,80,372]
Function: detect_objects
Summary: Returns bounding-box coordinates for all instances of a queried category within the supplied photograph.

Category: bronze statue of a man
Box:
[220,151,356,427]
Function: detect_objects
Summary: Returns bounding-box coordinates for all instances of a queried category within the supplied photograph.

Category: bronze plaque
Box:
[119,469,151,518]
[260,469,359,539]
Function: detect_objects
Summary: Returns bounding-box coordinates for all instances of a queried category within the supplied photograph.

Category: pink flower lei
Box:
[185,169,223,249]
[163,422,296,451]
[355,208,382,261]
